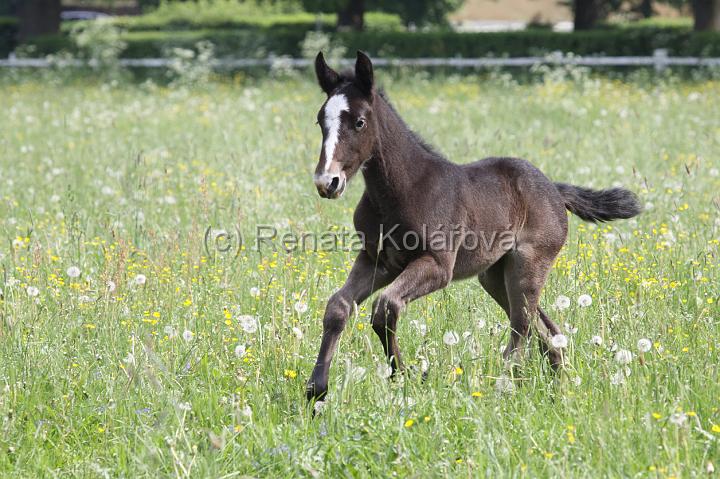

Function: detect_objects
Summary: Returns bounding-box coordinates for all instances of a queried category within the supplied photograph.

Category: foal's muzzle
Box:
[314,173,346,199]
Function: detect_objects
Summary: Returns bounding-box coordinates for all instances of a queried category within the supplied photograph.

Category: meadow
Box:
[0,70,718,477]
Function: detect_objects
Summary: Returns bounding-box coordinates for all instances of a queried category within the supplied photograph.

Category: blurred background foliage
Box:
[0,0,718,60]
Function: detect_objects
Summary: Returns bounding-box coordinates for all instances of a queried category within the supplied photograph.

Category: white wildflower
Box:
[238,315,258,334]
[26,286,39,297]
[293,301,308,314]
[234,344,246,358]
[669,412,687,427]
[591,335,603,346]
[443,330,459,346]
[241,404,253,419]
[249,286,261,297]
[133,274,147,286]
[313,400,325,415]
[182,330,194,341]
[637,338,652,353]
[376,363,392,379]
[551,334,568,349]
[614,349,633,365]
[291,327,303,339]
[610,370,626,385]
[66,266,81,278]
[578,294,593,307]
[554,295,571,310]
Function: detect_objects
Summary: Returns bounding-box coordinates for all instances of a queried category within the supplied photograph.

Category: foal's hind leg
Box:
[478,257,514,352]
[502,245,564,368]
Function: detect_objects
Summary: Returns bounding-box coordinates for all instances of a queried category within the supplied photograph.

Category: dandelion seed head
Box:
[614,349,633,365]
[376,363,392,379]
[637,338,652,353]
[610,370,626,386]
[578,294,593,307]
[669,412,687,427]
[555,295,571,310]
[551,334,568,349]
[293,301,308,314]
[443,330,459,346]
[238,315,258,334]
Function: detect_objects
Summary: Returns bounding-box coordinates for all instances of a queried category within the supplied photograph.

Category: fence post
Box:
[653,48,668,73]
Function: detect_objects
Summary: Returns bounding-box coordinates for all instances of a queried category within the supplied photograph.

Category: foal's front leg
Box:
[372,254,453,375]
[306,251,393,402]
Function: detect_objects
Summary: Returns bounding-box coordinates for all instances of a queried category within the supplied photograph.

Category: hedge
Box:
[104,11,403,32]
[20,26,720,60]
[0,16,17,57]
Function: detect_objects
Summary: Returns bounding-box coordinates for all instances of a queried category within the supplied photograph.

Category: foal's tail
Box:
[555,183,641,223]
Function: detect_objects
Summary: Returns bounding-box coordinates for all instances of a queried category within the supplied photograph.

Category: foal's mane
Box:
[337,71,446,161]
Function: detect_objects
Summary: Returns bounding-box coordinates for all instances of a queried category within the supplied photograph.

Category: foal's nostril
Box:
[327,176,340,194]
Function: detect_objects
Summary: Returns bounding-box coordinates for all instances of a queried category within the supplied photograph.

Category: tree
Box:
[691,0,720,30]
[302,0,365,30]
[301,0,463,31]
[17,0,60,40]
[381,0,465,28]
[571,0,622,30]
[337,0,365,30]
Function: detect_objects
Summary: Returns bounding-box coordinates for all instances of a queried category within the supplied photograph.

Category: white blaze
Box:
[322,94,349,172]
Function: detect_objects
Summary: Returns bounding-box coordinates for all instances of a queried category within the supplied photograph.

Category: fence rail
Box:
[2,50,720,70]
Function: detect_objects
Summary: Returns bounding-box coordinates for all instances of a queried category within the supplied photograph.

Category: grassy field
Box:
[0,72,718,477]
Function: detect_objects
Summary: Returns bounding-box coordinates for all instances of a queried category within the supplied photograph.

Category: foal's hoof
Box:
[305,381,327,403]
[547,350,565,371]
[407,364,429,383]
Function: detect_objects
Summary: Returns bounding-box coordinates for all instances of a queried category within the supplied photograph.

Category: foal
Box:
[306,51,641,402]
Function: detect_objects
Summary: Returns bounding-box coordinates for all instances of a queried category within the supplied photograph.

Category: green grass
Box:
[0,73,718,477]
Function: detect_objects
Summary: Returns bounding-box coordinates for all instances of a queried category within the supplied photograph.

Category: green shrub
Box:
[0,16,17,57]
[19,25,720,60]
[335,28,720,58]
[96,1,402,33]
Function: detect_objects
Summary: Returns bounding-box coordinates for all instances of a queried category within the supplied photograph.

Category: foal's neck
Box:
[362,92,438,209]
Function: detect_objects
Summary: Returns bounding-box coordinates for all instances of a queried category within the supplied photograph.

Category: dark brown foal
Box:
[306,51,641,403]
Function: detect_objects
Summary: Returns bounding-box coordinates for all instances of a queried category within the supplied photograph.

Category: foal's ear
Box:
[354,50,373,96]
[315,51,340,95]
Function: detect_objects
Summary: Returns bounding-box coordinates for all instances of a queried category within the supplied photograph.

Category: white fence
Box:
[1,49,720,71]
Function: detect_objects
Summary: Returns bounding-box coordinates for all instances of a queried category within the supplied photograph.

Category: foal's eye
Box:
[355,118,366,130]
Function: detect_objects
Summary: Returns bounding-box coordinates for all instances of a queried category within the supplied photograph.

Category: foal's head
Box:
[313,51,376,199]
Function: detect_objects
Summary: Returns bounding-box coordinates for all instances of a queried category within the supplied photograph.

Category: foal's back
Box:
[463,156,567,229]
[449,157,569,278]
